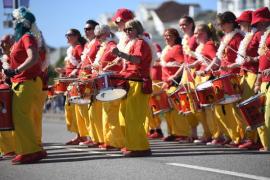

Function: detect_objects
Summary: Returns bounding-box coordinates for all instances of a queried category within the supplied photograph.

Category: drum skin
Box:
[0,83,14,131]
[237,93,266,130]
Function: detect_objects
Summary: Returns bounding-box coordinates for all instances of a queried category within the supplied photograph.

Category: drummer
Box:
[75,20,100,147]
[58,28,88,145]
[112,20,152,157]
[159,28,191,142]
[205,11,245,147]
[193,24,227,145]
[178,16,211,142]
[254,7,270,152]
[92,24,125,150]
[0,34,15,158]
[227,10,263,149]
[111,8,135,144]
[3,7,46,164]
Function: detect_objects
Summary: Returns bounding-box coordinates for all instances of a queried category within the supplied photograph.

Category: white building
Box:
[217,0,270,16]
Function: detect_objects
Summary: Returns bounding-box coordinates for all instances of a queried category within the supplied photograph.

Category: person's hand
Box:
[262,69,270,76]
[3,68,18,77]
[254,85,260,93]
[68,69,78,77]
[196,70,205,76]
[212,70,220,76]
[161,82,169,90]
[55,67,65,74]
[111,47,120,56]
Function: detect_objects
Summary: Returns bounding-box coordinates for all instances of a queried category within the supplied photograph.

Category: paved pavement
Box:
[1,113,270,180]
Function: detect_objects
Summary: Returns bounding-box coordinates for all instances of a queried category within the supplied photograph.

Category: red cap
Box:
[112,8,134,23]
[236,10,253,23]
[251,7,270,25]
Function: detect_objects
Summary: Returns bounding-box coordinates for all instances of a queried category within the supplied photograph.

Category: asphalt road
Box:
[1,113,270,180]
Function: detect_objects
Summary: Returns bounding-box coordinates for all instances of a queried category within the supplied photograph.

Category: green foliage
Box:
[47,55,65,85]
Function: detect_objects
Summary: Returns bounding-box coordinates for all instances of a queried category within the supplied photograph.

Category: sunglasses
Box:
[124,27,134,33]
[65,33,75,38]
[84,27,94,31]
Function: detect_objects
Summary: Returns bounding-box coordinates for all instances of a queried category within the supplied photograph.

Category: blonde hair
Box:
[125,20,144,35]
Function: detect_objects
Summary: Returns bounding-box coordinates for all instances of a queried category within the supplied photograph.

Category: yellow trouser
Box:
[74,104,89,137]
[32,90,47,146]
[165,86,191,136]
[0,131,15,154]
[88,100,103,143]
[240,72,258,141]
[102,99,124,148]
[64,101,78,133]
[205,107,227,139]
[181,69,199,131]
[122,81,150,150]
[215,103,244,143]
[257,82,270,149]
[12,77,43,155]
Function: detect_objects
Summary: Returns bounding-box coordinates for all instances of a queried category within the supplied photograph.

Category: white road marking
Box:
[47,145,123,157]
[166,163,270,180]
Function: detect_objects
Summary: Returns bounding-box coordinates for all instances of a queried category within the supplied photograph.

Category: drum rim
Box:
[237,93,265,107]
[196,80,213,90]
[212,73,239,81]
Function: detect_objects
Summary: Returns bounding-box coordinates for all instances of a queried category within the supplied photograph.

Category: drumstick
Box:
[152,81,163,88]
[226,45,245,58]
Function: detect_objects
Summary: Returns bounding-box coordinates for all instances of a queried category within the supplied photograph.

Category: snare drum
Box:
[67,81,94,104]
[149,91,171,115]
[212,74,241,104]
[54,77,78,94]
[237,93,265,130]
[95,72,127,102]
[0,84,13,131]
[196,80,216,107]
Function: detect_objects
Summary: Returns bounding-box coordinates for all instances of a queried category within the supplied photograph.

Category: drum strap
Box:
[221,105,226,115]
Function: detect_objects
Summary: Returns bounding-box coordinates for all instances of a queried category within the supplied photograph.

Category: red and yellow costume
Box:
[119,38,152,151]
[214,30,245,144]
[10,33,44,155]
[257,28,270,150]
[160,44,191,138]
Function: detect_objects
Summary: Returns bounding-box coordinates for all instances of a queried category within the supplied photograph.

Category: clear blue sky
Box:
[0,0,217,47]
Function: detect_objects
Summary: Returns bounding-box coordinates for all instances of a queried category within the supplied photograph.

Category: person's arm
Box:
[112,47,141,64]
[16,47,38,73]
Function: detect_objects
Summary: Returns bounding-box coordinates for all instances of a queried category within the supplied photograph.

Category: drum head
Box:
[196,80,212,90]
[96,89,127,102]
[69,97,91,105]
[219,94,241,104]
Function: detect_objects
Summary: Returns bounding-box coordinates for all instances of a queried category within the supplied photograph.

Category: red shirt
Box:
[220,32,244,75]
[259,33,270,82]
[184,35,198,65]
[241,31,262,73]
[161,44,184,81]
[100,41,122,72]
[65,44,84,75]
[79,39,100,76]
[121,38,152,79]
[199,40,217,71]
[10,34,42,83]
